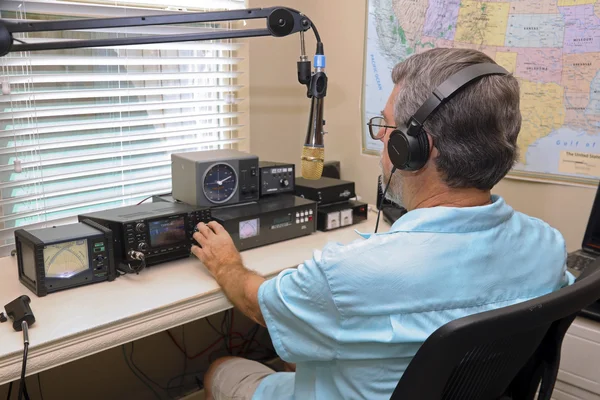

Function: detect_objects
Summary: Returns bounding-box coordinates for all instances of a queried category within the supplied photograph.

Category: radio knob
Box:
[138,242,148,251]
[135,223,145,232]
[280,178,289,187]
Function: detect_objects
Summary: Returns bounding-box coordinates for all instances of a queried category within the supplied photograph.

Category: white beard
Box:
[380,159,405,207]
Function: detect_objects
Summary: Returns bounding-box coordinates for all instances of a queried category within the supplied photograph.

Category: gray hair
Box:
[391,48,521,190]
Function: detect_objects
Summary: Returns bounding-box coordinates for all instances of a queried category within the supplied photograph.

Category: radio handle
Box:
[80,219,118,281]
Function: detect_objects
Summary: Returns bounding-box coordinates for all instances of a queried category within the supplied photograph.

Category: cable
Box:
[37,374,43,400]
[6,382,12,400]
[229,310,234,350]
[375,167,396,234]
[178,326,187,391]
[166,371,204,395]
[166,330,225,360]
[129,342,168,391]
[220,311,232,354]
[136,195,153,205]
[136,192,172,206]
[241,324,260,356]
[205,316,224,336]
[17,343,28,400]
[121,251,146,275]
[307,19,321,44]
[121,344,163,400]
[17,321,29,400]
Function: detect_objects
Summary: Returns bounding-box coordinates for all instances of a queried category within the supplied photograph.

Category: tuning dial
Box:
[135,223,145,233]
[138,242,148,251]
[280,178,289,187]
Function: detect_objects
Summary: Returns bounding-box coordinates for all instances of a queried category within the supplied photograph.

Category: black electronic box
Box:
[259,161,295,196]
[14,219,116,296]
[295,176,355,205]
[211,194,317,251]
[78,202,211,269]
[153,194,317,252]
[317,200,369,231]
[377,175,407,225]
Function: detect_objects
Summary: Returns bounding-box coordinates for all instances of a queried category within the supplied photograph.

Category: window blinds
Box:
[0,0,247,256]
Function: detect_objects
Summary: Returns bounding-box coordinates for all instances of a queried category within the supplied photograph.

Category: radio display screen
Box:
[239,218,260,239]
[149,217,187,247]
[273,215,291,225]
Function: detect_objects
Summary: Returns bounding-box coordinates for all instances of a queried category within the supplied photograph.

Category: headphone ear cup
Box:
[387,129,410,170]
[398,130,429,171]
[412,131,430,170]
[388,128,430,171]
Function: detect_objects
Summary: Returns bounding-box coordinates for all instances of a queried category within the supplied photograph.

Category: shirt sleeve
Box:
[258,249,341,363]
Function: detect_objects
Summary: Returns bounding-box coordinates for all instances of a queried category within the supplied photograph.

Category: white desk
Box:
[0,216,378,386]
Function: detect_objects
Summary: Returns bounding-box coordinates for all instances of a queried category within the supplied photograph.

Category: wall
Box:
[247,0,597,252]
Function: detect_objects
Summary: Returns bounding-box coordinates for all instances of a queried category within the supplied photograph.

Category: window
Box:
[0,0,248,256]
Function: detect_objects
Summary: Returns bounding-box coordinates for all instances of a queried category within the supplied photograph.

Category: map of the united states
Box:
[364,0,600,184]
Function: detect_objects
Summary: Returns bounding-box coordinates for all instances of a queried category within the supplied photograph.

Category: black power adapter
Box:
[5,295,35,332]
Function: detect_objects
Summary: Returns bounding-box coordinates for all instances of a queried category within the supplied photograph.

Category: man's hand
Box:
[191,221,241,279]
[191,221,266,326]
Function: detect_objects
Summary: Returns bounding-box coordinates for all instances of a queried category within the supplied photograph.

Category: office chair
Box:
[390,266,600,400]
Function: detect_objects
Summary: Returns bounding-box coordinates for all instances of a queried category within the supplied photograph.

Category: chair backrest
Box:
[390,266,600,400]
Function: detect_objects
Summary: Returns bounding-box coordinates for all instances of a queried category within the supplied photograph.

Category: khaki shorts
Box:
[210,357,276,400]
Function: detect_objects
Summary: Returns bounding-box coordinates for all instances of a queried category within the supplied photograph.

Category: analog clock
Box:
[202,163,238,204]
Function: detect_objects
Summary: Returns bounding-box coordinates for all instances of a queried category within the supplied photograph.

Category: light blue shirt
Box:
[254,195,573,400]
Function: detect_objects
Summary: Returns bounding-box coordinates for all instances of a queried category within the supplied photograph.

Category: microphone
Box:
[302,94,325,179]
[301,48,327,180]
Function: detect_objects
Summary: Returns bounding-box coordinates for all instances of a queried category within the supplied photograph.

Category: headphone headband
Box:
[406,63,509,136]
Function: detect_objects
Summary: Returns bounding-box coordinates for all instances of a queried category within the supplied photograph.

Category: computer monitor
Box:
[581,182,600,253]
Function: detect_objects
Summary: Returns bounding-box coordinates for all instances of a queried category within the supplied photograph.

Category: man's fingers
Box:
[193,232,207,247]
[207,221,225,234]
[190,245,204,261]
[196,222,214,238]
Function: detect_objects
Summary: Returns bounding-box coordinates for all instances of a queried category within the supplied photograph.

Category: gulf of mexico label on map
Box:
[559,151,600,177]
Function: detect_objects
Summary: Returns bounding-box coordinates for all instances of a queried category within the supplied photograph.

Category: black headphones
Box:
[387,63,510,171]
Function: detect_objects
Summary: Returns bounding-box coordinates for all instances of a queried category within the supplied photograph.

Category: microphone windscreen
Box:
[301,146,324,179]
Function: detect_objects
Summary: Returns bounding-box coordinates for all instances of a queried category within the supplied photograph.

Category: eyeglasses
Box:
[367,116,396,140]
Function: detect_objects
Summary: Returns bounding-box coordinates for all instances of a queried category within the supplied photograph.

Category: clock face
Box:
[203,163,237,204]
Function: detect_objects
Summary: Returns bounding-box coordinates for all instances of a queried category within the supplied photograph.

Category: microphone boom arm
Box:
[0,5,327,178]
[0,7,318,54]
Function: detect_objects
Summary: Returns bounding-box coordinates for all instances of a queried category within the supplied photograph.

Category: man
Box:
[191,48,573,400]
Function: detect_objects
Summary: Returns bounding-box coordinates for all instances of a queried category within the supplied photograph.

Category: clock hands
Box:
[206,174,232,186]
[216,175,233,186]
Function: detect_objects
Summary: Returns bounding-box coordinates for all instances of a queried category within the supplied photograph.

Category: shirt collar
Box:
[356,195,513,239]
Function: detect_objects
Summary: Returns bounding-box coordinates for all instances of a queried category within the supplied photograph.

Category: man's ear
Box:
[426,132,436,159]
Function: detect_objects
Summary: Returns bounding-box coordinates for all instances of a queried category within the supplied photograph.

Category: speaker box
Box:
[322,161,341,179]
